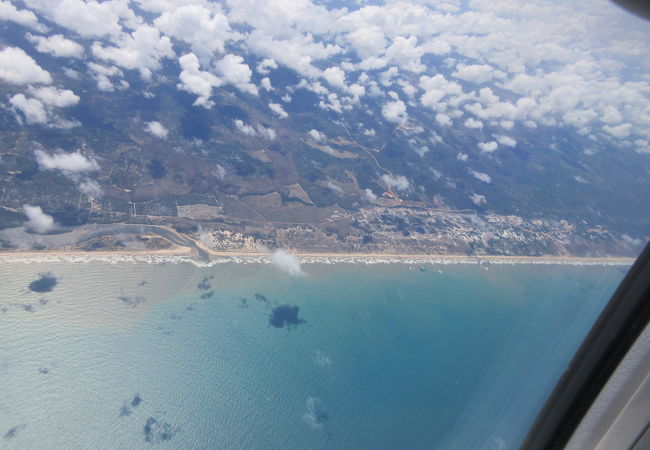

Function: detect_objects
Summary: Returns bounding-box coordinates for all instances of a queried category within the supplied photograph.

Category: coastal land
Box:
[1,197,645,267]
[0,222,636,266]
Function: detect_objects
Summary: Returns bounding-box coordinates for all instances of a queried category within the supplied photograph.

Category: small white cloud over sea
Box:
[271,249,305,277]
[313,350,333,367]
[302,397,328,429]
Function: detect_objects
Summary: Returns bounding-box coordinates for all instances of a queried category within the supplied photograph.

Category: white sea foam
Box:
[0,253,633,267]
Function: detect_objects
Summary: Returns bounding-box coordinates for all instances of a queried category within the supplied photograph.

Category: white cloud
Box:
[419,74,463,113]
[603,123,631,139]
[381,174,410,191]
[214,164,226,180]
[464,118,483,129]
[303,396,326,428]
[435,113,452,127]
[256,58,277,75]
[0,0,45,30]
[399,80,418,98]
[227,0,336,39]
[500,120,514,130]
[469,169,492,183]
[385,36,425,73]
[269,102,288,118]
[35,149,99,173]
[601,105,622,124]
[63,68,80,79]
[23,0,130,38]
[87,62,125,92]
[92,24,174,75]
[430,132,444,144]
[0,47,51,85]
[621,234,643,246]
[452,64,505,84]
[234,119,256,136]
[214,54,258,95]
[11,86,80,127]
[34,148,101,195]
[257,125,276,140]
[318,93,345,113]
[10,94,48,124]
[457,153,468,162]
[465,100,518,122]
[380,67,399,87]
[1,0,645,169]
[154,4,235,61]
[177,53,222,108]
[26,33,84,58]
[313,350,332,367]
[272,249,305,277]
[77,178,102,197]
[246,30,340,78]
[634,139,650,154]
[25,0,142,38]
[323,66,346,90]
[308,129,326,142]
[234,120,276,139]
[327,181,343,195]
[346,26,386,60]
[382,100,407,123]
[364,188,377,201]
[478,141,498,152]
[495,135,517,147]
[469,193,486,206]
[22,204,54,233]
[145,121,168,139]
[28,86,79,107]
[414,145,429,157]
[261,76,273,91]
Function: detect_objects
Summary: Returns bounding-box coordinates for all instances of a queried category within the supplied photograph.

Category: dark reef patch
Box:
[144,417,177,443]
[197,276,213,291]
[117,295,146,308]
[269,305,306,329]
[157,325,174,335]
[131,394,142,407]
[4,424,27,440]
[119,405,132,417]
[199,290,214,299]
[239,297,249,308]
[120,394,142,417]
[254,293,269,303]
[28,273,58,293]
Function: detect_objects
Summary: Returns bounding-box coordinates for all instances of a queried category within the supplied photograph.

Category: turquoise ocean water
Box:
[0,260,627,449]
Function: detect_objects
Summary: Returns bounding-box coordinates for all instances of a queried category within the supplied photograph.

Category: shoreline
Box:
[0,247,636,266]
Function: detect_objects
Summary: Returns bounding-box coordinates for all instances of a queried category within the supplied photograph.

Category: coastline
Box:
[0,246,636,266]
